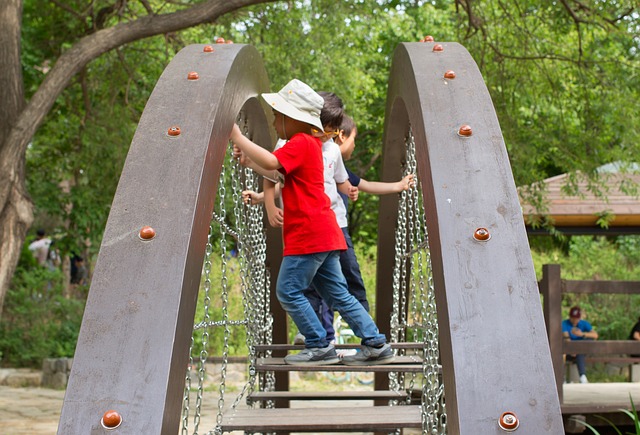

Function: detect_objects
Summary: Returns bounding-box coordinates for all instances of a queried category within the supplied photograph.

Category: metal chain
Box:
[390,129,447,433]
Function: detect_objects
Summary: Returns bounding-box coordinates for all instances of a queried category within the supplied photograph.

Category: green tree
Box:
[0,0,279,316]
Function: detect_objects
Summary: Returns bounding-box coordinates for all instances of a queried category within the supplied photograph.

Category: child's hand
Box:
[266,205,284,228]
[401,174,416,191]
[348,186,359,202]
[242,190,263,205]
[233,144,252,167]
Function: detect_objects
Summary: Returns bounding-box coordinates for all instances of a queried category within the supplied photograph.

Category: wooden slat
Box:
[563,279,640,294]
[219,405,422,431]
[564,340,640,355]
[562,382,640,415]
[252,342,425,352]
[248,390,407,401]
[256,356,425,372]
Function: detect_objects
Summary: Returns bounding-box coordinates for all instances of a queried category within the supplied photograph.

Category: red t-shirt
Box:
[273,133,346,256]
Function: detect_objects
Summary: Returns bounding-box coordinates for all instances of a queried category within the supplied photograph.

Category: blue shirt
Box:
[562,319,593,340]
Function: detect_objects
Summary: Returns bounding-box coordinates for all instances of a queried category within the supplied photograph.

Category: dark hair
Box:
[340,114,356,136]
[36,228,46,237]
[318,91,343,130]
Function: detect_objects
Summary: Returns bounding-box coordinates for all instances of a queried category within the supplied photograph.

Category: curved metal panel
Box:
[58,44,272,434]
[377,42,563,434]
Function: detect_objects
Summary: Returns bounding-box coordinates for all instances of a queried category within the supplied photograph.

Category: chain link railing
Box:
[390,128,447,434]
[180,112,273,435]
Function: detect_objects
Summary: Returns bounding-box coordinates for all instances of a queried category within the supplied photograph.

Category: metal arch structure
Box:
[376,42,564,433]
[57,44,274,434]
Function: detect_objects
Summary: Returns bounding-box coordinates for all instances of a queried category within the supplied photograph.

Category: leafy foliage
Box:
[0,246,85,368]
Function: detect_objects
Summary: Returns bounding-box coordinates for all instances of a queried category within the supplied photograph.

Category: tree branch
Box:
[50,0,85,21]
[138,0,154,15]
[5,0,277,176]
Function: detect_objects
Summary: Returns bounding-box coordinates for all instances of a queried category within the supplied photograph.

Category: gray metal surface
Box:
[376,42,564,433]
[57,44,272,434]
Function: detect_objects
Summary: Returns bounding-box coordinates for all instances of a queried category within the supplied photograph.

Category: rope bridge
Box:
[57,42,563,434]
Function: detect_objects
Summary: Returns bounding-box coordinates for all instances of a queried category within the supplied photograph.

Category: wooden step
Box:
[219,405,422,432]
[256,355,425,372]
[247,390,409,402]
[253,342,425,352]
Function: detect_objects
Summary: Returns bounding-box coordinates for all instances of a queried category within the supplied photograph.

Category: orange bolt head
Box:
[203,45,214,52]
[216,37,225,44]
[458,125,472,137]
[101,410,122,429]
[498,411,519,430]
[433,44,444,52]
[444,70,456,79]
[167,126,181,137]
[225,40,234,44]
[423,35,434,42]
[187,71,199,80]
[473,228,491,241]
[139,226,156,241]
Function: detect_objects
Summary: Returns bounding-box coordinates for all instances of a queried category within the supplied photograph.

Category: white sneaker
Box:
[579,374,588,384]
[293,333,305,345]
[336,348,358,358]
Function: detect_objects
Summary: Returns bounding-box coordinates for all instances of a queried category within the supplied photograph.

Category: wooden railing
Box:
[539,264,640,403]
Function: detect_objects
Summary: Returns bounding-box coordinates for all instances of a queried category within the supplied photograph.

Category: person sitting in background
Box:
[562,306,598,383]
[629,316,640,358]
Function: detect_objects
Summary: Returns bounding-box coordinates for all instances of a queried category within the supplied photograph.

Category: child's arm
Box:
[231,124,282,171]
[242,183,283,227]
[337,181,359,202]
[233,144,283,184]
[242,190,264,205]
[357,174,416,195]
[263,179,284,228]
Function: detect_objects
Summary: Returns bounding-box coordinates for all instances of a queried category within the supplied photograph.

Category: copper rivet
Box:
[458,125,472,137]
[498,412,519,431]
[139,226,156,241]
[187,71,199,80]
[423,35,434,42]
[203,45,214,52]
[444,70,456,79]
[167,126,181,137]
[216,37,225,44]
[101,410,122,429]
[473,228,491,241]
[433,44,444,52]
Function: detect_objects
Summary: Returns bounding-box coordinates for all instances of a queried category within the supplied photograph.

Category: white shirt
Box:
[274,138,349,228]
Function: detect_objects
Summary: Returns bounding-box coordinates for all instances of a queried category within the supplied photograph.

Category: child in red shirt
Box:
[230,79,393,365]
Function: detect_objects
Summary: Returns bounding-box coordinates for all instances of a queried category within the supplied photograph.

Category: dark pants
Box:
[303,227,371,342]
[304,289,335,342]
[566,354,586,376]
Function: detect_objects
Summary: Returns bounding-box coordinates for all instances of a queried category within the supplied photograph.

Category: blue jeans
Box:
[303,289,335,342]
[305,227,370,340]
[277,251,386,349]
[566,354,586,376]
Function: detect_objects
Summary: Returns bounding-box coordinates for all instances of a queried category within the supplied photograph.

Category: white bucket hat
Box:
[262,79,324,132]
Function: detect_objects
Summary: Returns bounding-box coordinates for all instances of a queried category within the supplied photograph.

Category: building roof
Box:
[519,169,640,234]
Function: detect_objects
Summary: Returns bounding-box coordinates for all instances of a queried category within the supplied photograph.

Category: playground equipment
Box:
[57,41,563,434]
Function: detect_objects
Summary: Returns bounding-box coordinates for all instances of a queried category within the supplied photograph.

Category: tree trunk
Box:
[0,0,31,317]
[0,0,277,317]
